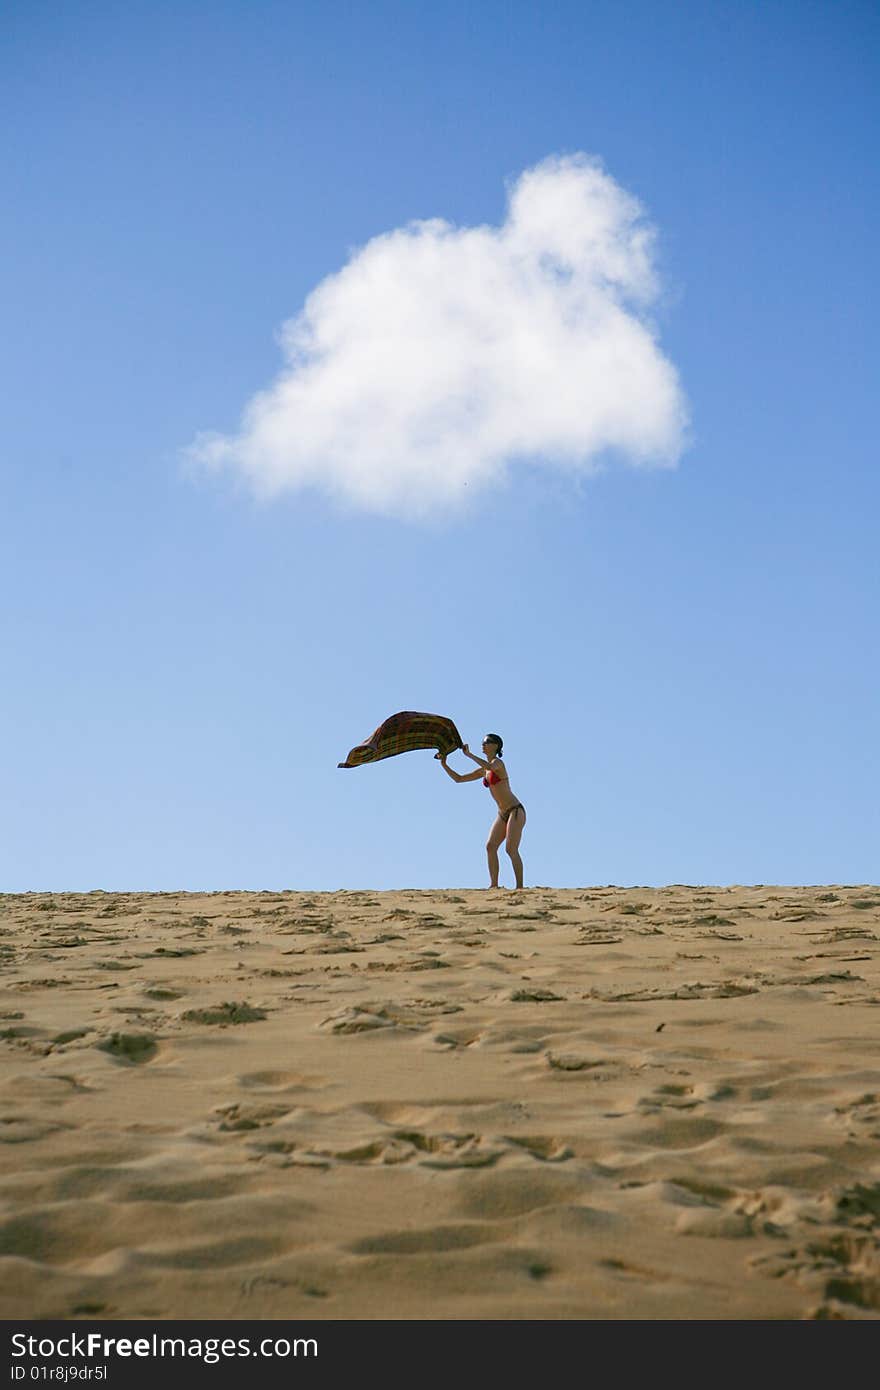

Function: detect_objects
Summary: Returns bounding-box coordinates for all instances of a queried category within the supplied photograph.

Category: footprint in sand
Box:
[638,1082,702,1112]
[237,1069,325,1092]
[599,1256,670,1283]
[0,1114,72,1143]
[586,981,759,1002]
[752,1227,880,1315]
[181,1001,267,1025]
[547,1052,611,1073]
[214,1102,292,1132]
[0,1022,47,1042]
[366,957,451,972]
[431,1028,486,1049]
[50,1028,91,1046]
[667,1175,738,1205]
[835,1181,880,1225]
[319,1006,398,1034]
[626,1114,726,1151]
[147,946,204,958]
[832,1094,880,1139]
[2,1074,95,1100]
[299,1132,507,1170]
[332,1137,422,1165]
[349,1223,499,1255]
[319,1004,435,1034]
[95,1032,159,1064]
[501,1135,572,1163]
[412,1134,506,1169]
[119,1234,289,1271]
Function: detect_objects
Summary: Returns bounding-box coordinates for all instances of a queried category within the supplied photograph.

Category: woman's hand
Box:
[462,743,470,756]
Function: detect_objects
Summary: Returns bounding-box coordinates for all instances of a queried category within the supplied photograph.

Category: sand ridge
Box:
[1,884,879,1320]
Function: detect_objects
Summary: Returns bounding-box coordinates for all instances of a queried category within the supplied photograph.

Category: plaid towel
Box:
[338,711,463,768]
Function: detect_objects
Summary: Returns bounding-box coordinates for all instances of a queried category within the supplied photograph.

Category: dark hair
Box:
[484,733,503,757]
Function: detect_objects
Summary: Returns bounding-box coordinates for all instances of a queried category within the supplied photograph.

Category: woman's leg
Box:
[486,815,507,888]
[505,808,526,890]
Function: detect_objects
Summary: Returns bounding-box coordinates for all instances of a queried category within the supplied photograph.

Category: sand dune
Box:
[1,884,879,1320]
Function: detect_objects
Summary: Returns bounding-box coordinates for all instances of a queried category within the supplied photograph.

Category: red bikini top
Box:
[483,770,502,787]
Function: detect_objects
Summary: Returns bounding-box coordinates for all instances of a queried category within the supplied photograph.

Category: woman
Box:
[439,734,526,890]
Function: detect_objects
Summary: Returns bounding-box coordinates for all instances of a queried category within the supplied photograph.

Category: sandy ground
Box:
[1,884,879,1321]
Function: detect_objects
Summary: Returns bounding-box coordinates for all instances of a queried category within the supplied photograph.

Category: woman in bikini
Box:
[438,734,526,890]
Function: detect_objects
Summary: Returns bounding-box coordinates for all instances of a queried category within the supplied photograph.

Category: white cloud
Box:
[189,154,688,519]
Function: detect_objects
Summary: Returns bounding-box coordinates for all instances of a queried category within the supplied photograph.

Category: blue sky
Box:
[2,0,877,891]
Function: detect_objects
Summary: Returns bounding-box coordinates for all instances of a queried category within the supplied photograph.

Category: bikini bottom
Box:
[499,804,526,824]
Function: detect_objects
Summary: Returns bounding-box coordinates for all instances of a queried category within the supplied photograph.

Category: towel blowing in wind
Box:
[338,712,527,890]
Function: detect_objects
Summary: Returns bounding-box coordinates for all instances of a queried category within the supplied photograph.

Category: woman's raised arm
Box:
[439,753,484,783]
[461,743,493,770]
